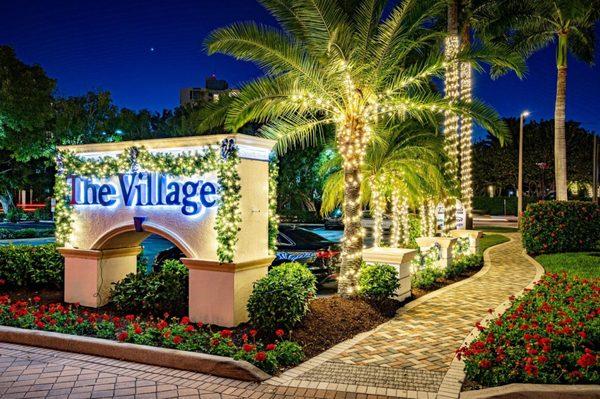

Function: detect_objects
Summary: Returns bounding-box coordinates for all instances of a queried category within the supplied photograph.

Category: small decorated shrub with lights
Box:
[247,262,316,332]
[358,262,399,300]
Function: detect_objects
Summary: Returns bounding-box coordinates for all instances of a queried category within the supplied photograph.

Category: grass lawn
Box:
[535,252,600,279]
[476,225,518,233]
[479,233,510,254]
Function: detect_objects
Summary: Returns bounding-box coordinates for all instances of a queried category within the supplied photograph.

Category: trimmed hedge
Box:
[521,201,600,255]
[0,228,55,240]
[0,244,64,288]
[358,262,399,300]
[473,196,536,216]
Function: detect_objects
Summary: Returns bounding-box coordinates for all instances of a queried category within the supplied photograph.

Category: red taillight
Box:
[316,250,340,259]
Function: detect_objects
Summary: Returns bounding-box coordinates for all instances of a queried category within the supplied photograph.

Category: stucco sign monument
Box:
[55,134,276,326]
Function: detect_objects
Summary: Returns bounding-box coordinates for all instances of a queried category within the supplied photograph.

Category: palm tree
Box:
[320,120,446,247]
[201,0,507,295]
[490,0,600,200]
[443,0,527,229]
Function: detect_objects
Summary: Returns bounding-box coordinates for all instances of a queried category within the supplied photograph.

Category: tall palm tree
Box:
[491,0,600,200]
[443,0,527,228]
[201,0,507,295]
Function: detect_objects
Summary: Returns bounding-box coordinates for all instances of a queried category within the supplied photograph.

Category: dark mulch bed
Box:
[290,296,402,359]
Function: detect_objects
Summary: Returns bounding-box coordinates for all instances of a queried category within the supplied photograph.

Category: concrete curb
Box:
[460,383,600,399]
[0,326,271,382]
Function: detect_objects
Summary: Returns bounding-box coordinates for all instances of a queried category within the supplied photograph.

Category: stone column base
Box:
[59,246,141,308]
[362,247,417,301]
[415,237,457,269]
[181,257,274,327]
[450,229,483,255]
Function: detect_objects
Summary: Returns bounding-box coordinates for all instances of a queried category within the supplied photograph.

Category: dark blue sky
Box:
[2,0,599,136]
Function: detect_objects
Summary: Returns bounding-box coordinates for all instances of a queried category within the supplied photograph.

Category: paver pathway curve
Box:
[0,233,541,398]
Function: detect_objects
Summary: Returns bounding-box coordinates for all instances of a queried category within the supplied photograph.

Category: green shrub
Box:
[6,208,24,223]
[412,266,443,289]
[445,254,483,279]
[273,340,304,367]
[267,262,317,297]
[521,201,600,255]
[247,262,316,332]
[358,262,398,300]
[0,244,63,288]
[110,260,188,316]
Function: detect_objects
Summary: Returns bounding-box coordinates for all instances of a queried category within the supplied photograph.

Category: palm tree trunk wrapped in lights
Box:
[390,189,401,247]
[400,198,410,245]
[370,179,385,248]
[443,1,461,234]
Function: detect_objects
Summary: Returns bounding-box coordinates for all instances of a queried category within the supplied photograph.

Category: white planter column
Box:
[415,237,457,269]
[362,247,417,301]
[449,229,482,255]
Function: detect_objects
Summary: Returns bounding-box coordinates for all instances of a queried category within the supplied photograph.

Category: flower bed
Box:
[458,273,599,387]
[0,293,302,374]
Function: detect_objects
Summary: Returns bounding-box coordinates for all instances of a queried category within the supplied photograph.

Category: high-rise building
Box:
[179,74,238,107]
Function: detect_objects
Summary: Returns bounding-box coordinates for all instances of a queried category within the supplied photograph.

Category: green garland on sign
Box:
[215,146,241,262]
[268,159,279,255]
[54,144,241,263]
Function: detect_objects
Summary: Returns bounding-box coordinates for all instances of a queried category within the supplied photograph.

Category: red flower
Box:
[134,325,143,335]
[125,314,135,322]
[243,344,254,353]
[219,329,232,338]
[180,316,190,325]
[578,331,587,339]
[241,334,248,342]
[184,325,195,333]
[35,321,45,329]
[254,351,267,362]
[577,352,596,368]
[157,320,168,330]
[33,296,41,303]
[266,343,276,351]
[76,317,84,324]
[478,359,492,369]
[173,335,183,345]
[117,331,128,342]
[197,322,204,328]
[249,329,257,337]
[275,329,285,338]
[210,338,220,346]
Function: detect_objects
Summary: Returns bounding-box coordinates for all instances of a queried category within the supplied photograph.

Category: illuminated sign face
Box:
[69,172,219,216]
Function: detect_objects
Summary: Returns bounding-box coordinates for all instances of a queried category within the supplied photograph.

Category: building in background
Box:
[179,74,238,107]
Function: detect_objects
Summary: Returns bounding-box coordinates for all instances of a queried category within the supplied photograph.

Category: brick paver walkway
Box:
[267,233,540,397]
[0,233,540,398]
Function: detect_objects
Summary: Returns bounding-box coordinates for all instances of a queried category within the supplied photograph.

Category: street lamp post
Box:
[518,111,530,220]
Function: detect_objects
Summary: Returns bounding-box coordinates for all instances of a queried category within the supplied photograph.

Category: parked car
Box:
[324,209,393,231]
[274,225,340,285]
[324,209,343,230]
[153,225,340,285]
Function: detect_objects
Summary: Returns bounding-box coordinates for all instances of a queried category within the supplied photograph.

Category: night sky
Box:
[2,0,599,137]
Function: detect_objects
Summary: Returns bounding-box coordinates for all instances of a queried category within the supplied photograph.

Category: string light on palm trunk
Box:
[400,198,409,245]
[443,35,461,234]
[391,190,401,247]
[459,62,473,219]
